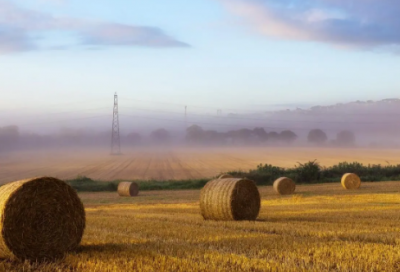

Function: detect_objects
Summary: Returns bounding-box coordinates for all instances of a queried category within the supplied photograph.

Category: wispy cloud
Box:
[0,0,189,54]
[82,23,189,48]
[219,0,400,49]
[0,25,36,53]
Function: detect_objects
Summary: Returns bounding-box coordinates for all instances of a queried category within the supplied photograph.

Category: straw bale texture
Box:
[341,173,361,189]
[218,174,233,179]
[118,182,139,197]
[273,177,296,195]
[0,177,85,261]
[200,177,260,221]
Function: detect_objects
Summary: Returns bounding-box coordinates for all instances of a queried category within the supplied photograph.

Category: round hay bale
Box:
[341,173,361,189]
[218,174,233,179]
[200,177,260,221]
[0,177,85,261]
[118,182,139,197]
[273,177,296,195]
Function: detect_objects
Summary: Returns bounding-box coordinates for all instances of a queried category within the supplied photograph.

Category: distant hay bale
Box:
[341,173,361,189]
[200,176,260,221]
[273,177,296,195]
[118,182,139,197]
[0,177,85,261]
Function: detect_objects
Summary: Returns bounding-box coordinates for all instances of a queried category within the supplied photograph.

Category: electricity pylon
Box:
[111,92,121,155]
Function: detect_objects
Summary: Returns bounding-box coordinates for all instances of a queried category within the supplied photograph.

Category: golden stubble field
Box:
[1,146,400,184]
[3,182,400,271]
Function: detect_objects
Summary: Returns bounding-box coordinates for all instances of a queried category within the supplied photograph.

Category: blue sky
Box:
[1,0,400,115]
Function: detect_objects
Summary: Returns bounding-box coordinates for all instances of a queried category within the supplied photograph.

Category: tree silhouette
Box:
[235,129,253,142]
[307,129,328,144]
[186,125,204,143]
[203,130,225,144]
[253,127,268,142]
[267,131,279,142]
[279,130,297,143]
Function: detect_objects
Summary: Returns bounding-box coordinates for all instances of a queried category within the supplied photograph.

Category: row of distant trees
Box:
[0,125,356,150]
[184,125,355,146]
[307,129,355,146]
[185,125,297,145]
[0,126,174,151]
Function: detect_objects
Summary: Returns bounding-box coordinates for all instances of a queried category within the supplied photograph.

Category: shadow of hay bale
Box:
[76,244,129,254]
[76,242,150,254]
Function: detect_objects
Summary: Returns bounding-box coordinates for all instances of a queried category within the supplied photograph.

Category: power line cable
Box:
[121,97,259,113]
[17,115,111,127]
[9,107,112,119]
[0,98,111,112]
[119,106,400,125]
[121,97,400,117]
[119,114,361,131]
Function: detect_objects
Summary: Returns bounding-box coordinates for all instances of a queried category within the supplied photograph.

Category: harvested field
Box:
[3,181,400,271]
[1,146,400,184]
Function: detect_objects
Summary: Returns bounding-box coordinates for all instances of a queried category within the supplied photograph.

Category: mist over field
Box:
[1,98,400,153]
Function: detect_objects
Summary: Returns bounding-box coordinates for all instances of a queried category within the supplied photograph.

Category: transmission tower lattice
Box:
[111,92,121,155]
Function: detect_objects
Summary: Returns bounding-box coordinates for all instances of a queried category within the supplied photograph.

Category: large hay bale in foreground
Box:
[273,177,296,195]
[200,176,260,221]
[0,177,85,261]
[341,173,361,189]
[118,182,139,197]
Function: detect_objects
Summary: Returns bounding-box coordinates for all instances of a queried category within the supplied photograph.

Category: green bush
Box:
[227,160,400,185]
[67,176,118,192]
[293,160,320,183]
[63,161,400,192]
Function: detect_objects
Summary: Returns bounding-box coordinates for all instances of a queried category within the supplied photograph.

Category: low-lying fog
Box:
[2,98,400,153]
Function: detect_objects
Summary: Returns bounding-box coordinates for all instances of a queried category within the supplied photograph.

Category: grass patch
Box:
[65,175,209,192]
[66,176,119,192]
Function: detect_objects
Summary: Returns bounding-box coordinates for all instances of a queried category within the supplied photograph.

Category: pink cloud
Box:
[0,0,189,54]
[219,0,400,49]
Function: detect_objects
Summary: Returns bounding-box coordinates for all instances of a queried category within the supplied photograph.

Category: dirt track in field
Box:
[1,146,399,184]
